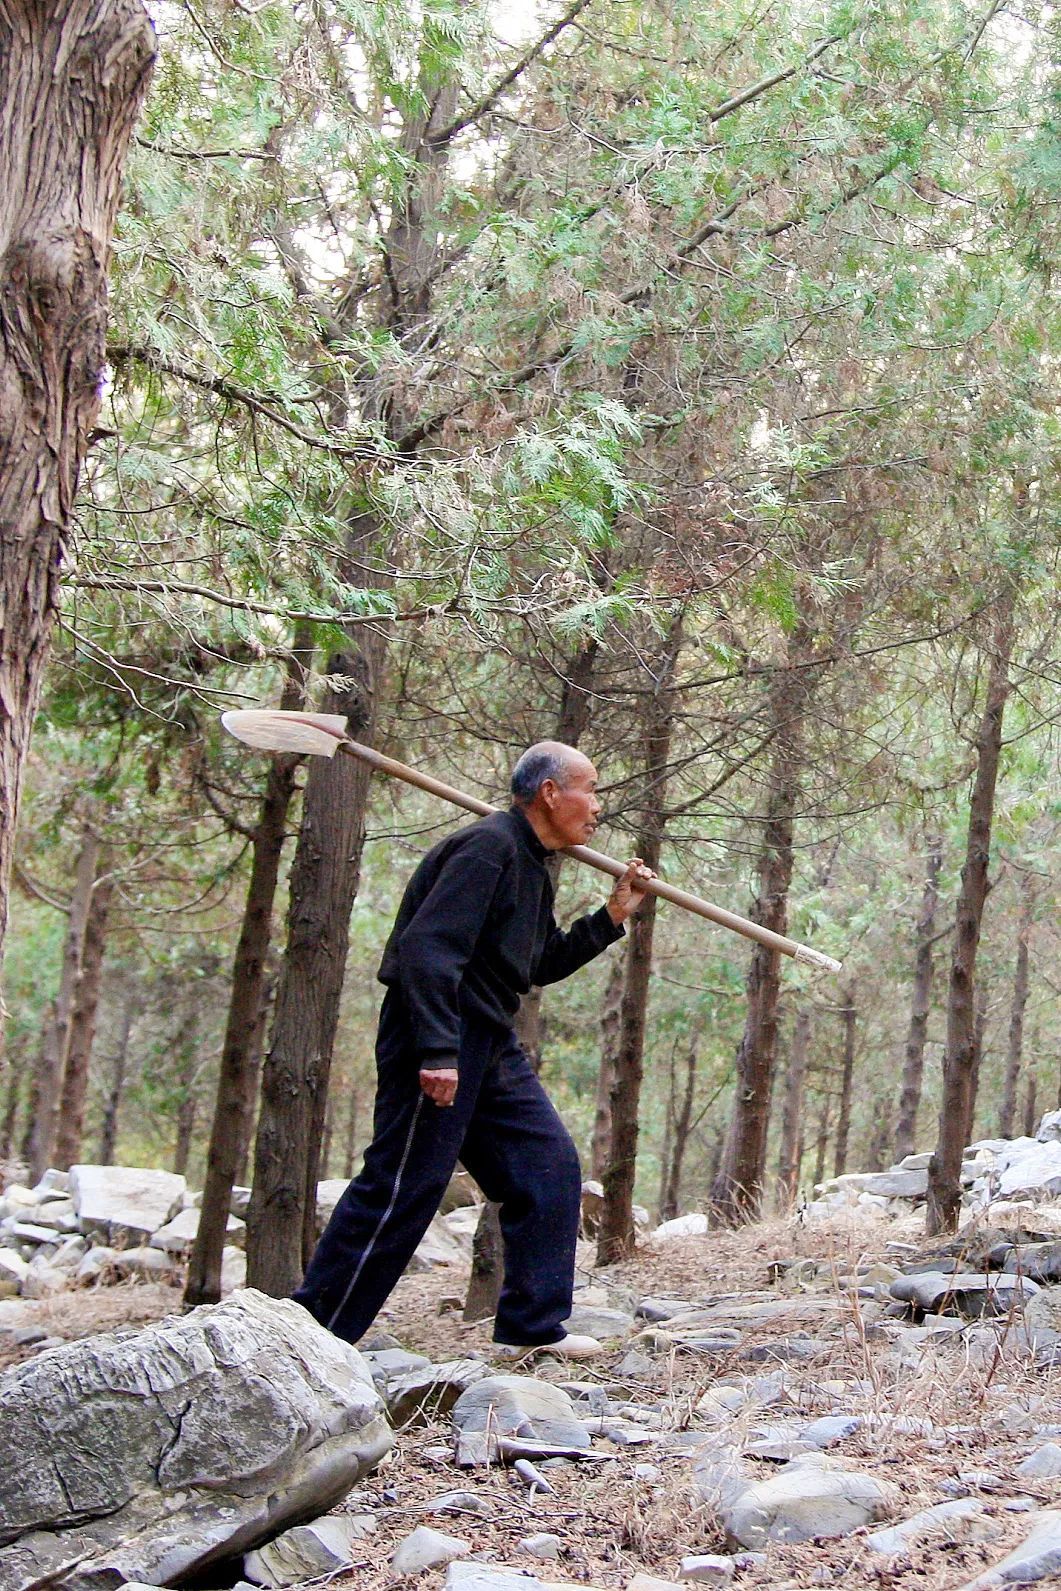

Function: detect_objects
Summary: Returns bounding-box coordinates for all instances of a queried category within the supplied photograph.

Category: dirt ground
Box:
[3,1210,1060,1589]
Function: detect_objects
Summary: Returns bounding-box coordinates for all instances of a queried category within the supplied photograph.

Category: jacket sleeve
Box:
[534,904,625,986]
[396,840,507,1068]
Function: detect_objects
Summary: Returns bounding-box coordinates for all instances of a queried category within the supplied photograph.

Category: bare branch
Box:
[429,0,594,149]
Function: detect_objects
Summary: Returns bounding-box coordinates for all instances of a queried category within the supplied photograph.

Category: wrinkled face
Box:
[541,756,602,848]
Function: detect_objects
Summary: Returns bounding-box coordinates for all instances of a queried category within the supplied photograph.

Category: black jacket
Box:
[378,807,624,1069]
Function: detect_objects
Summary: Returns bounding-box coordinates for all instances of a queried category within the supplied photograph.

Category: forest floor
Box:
[4,1207,1060,1589]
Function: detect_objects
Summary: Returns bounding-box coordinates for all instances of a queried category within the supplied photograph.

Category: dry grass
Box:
[3,1209,1059,1588]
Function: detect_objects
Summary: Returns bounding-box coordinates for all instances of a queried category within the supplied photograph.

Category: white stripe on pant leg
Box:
[326,1094,426,1333]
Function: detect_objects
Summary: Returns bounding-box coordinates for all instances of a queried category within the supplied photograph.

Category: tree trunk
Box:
[893,837,943,1161]
[343,1080,360,1179]
[597,619,681,1265]
[927,594,1016,1234]
[1023,1058,1039,1136]
[659,1034,698,1223]
[777,1008,812,1207]
[592,956,623,1178]
[464,1200,504,1323]
[246,646,382,1296]
[185,634,312,1307]
[98,995,137,1163]
[712,647,809,1223]
[966,982,988,1146]
[999,882,1032,1138]
[0,2,155,974]
[833,989,857,1177]
[54,860,113,1170]
[28,822,99,1181]
[812,1084,831,1189]
[1,1036,25,1161]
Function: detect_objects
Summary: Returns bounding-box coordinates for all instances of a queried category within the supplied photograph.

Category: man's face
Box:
[543,756,602,848]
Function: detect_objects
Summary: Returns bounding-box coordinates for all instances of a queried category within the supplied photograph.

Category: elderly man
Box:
[293,740,652,1360]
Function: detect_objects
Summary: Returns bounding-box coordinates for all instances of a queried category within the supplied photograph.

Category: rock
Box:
[4,1220,61,1247]
[244,1515,377,1586]
[580,1179,605,1234]
[69,1164,186,1243]
[0,1289,392,1590]
[230,1184,253,1217]
[432,1489,495,1516]
[386,1358,491,1425]
[978,1201,1061,1240]
[801,1416,861,1447]
[513,1458,555,1493]
[114,1245,178,1280]
[679,1555,735,1584]
[49,1235,87,1270]
[635,1297,689,1322]
[221,1244,247,1295]
[441,1206,482,1253]
[314,1178,349,1228]
[520,1533,562,1559]
[150,1206,246,1254]
[896,1152,933,1170]
[721,1465,898,1549]
[649,1214,709,1244]
[391,1525,469,1575]
[362,1346,433,1385]
[563,1304,634,1340]
[1016,1441,1061,1478]
[1024,1285,1061,1338]
[614,1349,657,1377]
[452,1376,592,1450]
[628,1578,686,1591]
[1038,1110,1061,1143]
[0,1250,29,1288]
[1001,1241,1061,1283]
[440,1170,481,1213]
[819,1170,929,1199]
[74,1246,121,1285]
[410,1213,466,1269]
[995,1141,1061,1200]
[865,1498,987,1554]
[20,1256,68,1299]
[954,1509,1061,1589]
[23,1198,76,1230]
[888,1270,1038,1318]
[444,1567,546,1591]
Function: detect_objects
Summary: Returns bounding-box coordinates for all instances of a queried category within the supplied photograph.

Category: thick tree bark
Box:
[185,634,311,1307]
[927,595,1015,1234]
[893,837,943,1161]
[833,988,857,1177]
[812,1082,831,1189]
[343,1080,360,1179]
[712,647,809,1223]
[777,1007,811,1206]
[1023,1060,1038,1136]
[54,859,113,1170]
[597,619,681,1265]
[0,2,154,974]
[659,1034,698,1223]
[246,646,383,1296]
[999,882,1032,1138]
[28,822,99,1181]
[966,982,988,1145]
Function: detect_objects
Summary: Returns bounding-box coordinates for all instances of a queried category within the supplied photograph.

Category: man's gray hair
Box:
[510,743,573,804]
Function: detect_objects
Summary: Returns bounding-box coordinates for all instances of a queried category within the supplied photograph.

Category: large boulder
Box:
[68,1164,186,1244]
[0,1289,392,1589]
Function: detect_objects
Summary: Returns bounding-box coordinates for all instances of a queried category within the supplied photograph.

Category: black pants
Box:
[293,989,583,1346]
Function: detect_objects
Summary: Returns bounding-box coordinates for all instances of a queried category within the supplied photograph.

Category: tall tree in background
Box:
[0,1,154,971]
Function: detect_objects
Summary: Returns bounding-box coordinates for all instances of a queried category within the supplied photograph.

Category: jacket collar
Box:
[508,804,551,863]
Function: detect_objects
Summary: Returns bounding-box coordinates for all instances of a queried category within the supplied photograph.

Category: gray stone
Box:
[432,1490,494,1516]
[49,1236,87,1270]
[614,1349,657,1378]
[69,1164,186,1243]
[221,1245,246,1295]
[520,1533,561,1559]
[0,1290,392,1590]
[0,1250,28,1287]
[5,1220,60,1247]
[1024,1284,1061,1338]
[1016,1441,1061,1478]
[386,1358,490,1425]
[451,1376,591,1449]
[513,1458,555,1493]
[230,1184,253,1217]
[649,1213,709,1243]
[635,1463,662,1482]
[1003,1241,1061,1282]
[889,1270,1038,1318]
[244,1515,377,1585]
[801,1416,861,1448]
[362,1346,433,1385]
[722,1466,899,1549]
[390,1525,469,1575]
[444,1567,546,1591]
[563,1304,634,1340]
[150,1205,245,1254]
[865,1498,986,1554]
[114,1245,178,1280]
[954,1509,1061,1588]
[741,1337,827,1363]
[74,1246,121,1285]
[636,1297,690,1322]
[679,1555,735,1584]
[693,1443,749,1510]
[20,1257,68,1299]
[409,1213,466,1270]
[23,1198,76,1230]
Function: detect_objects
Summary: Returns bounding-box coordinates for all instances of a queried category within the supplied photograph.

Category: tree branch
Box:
[429,0,595,149]
[106,344,373,462]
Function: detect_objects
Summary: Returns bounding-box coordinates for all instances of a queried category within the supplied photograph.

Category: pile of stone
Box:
[0,1163,481,1305]
[808,1108,1061,1225]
